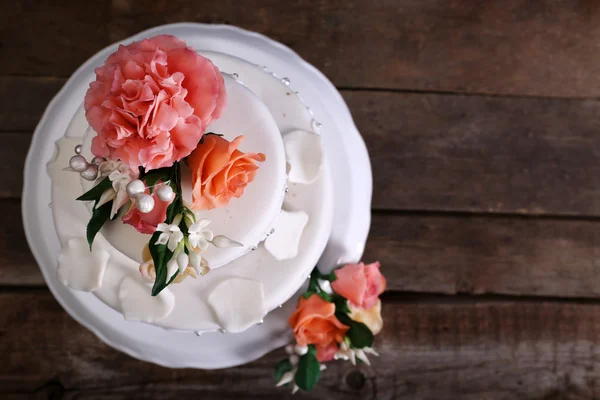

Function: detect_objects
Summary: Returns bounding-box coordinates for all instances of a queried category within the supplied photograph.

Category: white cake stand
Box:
[22,23,372,369]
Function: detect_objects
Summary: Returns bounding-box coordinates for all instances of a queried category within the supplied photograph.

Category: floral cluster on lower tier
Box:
[275,262,386,393]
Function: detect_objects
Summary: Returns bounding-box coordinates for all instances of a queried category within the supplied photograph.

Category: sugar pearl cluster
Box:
[284,343,309,365]
[68,145,105,181]
[126,179,175,214]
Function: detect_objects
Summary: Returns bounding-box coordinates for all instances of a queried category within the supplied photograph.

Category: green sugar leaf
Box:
[77,177,112,201]
[274,359,293,384]
[86,200,112,250]
[333,296,351,314]
[335,310,374,349]
[316,291,332,302]
[294,345,321,392]
[149,231,175,297]
[346,321,374,349]
[149,162,186,296]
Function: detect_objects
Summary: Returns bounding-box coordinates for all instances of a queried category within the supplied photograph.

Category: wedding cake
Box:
[43,33,386,393]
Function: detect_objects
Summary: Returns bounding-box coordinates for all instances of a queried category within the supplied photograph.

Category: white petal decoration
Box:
[208,278,266,333]
[57,238,109,291]
[264,210,309,260]
[118,276,175,323]
[211,235,243,248]
[283,130,323,184]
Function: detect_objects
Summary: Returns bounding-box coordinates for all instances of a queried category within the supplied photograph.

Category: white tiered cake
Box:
[48,50,333,334]
[24,26,382,391]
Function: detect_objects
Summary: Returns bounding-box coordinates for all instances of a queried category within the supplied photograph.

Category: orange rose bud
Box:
[187,134,265,210]
[288,294,349,361]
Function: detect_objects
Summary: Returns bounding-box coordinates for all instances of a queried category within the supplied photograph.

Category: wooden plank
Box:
[0,134,30,200]
[366,212,600,298]
[1,0,110,78]
[0,201,38,285]
[5,1,600,97]
[0,77,65,132]
[345,90,600,215]
[4,80,600,215]
[1,290,600,399]
[7,197,600,299]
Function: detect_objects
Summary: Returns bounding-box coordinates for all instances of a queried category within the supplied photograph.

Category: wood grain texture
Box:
[7,197,600,300]
[0,134,30,200]
[366,212,600,298]
[346,90,600,215]
[5,1,600,97]
[4,77,600,216]
[1,0,110,78]
[2,290,600,399]
[0,77,65,132]
[0,201,37,285]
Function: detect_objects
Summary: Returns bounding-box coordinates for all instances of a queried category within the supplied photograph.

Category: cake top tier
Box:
[83,75,287,269]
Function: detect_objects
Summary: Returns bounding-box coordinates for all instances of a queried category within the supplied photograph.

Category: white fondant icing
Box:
[118,276,175,323]
[57,238,108,291]
[49,52,334,333]
[208,278,266,333]
[283,130,323,184]
[47,137,83,192]
[264,209,309,260]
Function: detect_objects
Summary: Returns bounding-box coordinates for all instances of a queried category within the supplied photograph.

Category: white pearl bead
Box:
[156,185,174,202]
[91,156,104,165]
[294,344,308,356]
[74,145,82,154]
[69,155,88,172]
[289,354,299,366]
[80,164,98,181]
[285,344,294,355]
[126,180,145,198]
[136,194,155,214]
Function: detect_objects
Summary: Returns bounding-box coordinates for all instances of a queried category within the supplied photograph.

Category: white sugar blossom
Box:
[186,246,210,276]
[95,187,117,208]
[165,239,189,277]
[184,211,196,229]
[334,340,379,366]
[189,248,202,272]
[188,219,214,250]
[275,368,301,395]
[94,163,136,218]
[97,159,119,177]
[156,214,184,252]
[276,371,294,387]
[317,279,333,295]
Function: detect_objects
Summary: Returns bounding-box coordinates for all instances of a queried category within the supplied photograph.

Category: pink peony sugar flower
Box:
[85,35,226,171]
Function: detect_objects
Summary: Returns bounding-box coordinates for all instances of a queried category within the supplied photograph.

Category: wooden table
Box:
[3,1,600,398]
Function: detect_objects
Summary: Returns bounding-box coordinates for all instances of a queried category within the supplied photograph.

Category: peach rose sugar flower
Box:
[85,34,226,171]
[288,294,349,362]
[331,261,386,310]
[187,134,266,210]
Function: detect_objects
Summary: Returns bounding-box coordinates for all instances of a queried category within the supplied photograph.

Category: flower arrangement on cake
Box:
[66,35,264,295]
